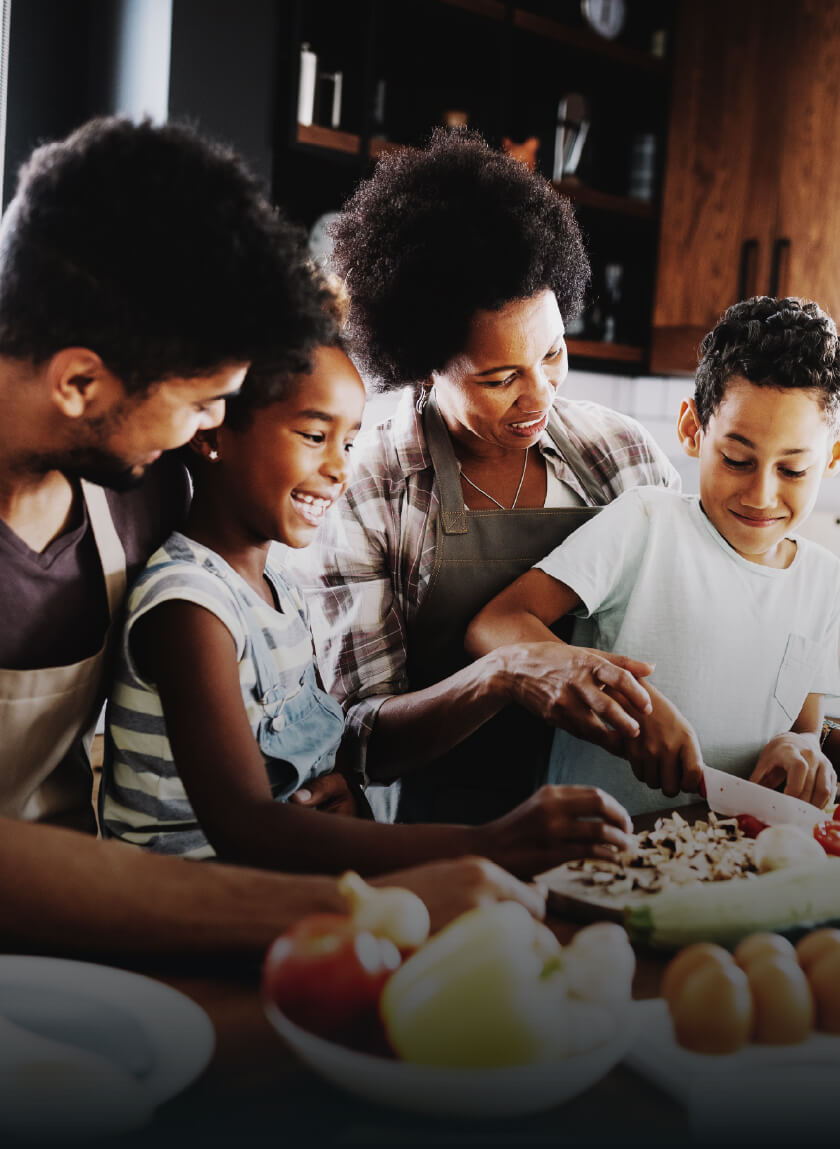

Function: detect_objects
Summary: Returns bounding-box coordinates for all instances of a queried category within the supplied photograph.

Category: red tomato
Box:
[262,913,401,1038]
[736,814,768,839]
[832,805,840,822]
[813,821,840,857]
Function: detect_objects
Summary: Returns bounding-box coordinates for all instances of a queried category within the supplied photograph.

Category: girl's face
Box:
[218,346,366,548]
[431,289,568,458]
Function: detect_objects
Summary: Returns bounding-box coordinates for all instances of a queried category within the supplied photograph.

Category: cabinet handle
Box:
[738,238,759,300]
[769,237,791,298]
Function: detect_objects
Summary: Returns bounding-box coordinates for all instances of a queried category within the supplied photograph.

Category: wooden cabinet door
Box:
[650,0,789,374]
[774,1,840,321]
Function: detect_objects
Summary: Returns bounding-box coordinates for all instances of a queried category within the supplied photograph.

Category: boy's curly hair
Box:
[695,296,840,427]
[0,116,333,392]
[329,127,590,391]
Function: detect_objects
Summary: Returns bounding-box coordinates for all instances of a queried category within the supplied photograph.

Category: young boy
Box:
[466,297,840,815]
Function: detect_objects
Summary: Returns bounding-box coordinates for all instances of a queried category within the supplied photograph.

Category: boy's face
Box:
[678,377,840,568]
[217,346,366,549]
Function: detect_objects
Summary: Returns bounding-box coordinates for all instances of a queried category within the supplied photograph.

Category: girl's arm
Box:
[750,693,837,807]
[133,601,635,878]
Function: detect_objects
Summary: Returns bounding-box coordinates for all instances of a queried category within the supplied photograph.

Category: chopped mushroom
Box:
[563,810,758,897]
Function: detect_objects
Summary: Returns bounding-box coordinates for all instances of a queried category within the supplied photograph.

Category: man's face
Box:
[59,366,248,489]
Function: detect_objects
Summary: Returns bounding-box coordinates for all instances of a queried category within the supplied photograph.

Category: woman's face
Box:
[431,290,568,456]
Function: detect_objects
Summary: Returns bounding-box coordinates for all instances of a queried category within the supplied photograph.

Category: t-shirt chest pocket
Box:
[774,633,820,723]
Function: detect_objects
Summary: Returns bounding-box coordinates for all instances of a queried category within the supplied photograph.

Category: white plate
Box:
[0,955,215,1103]
[264,998,635,1118]
[625,999,840,1137]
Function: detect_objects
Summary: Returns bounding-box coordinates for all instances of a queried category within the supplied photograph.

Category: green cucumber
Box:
[624,858,840,949]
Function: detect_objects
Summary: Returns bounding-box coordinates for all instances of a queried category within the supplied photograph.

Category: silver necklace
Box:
[460,449,529,510]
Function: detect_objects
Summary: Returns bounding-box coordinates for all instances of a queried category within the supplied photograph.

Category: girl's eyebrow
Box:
[298,408,362,431]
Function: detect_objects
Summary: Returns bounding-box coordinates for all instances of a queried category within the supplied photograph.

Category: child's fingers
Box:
[599,650,656,680]
[592,659,653,714]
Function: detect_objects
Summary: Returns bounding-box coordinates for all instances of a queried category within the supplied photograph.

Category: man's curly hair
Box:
[0,116,333,393]
[329,127,590,391]
[695,296,840,428]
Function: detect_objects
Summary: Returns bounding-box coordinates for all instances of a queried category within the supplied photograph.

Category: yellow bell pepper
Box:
[379,901,574,1068]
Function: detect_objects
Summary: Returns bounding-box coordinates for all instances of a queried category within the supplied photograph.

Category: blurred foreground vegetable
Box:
[262,872,429,1043]
[380,903,631,1067]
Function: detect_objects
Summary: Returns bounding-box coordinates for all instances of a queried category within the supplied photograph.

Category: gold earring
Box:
[416,384,432,414]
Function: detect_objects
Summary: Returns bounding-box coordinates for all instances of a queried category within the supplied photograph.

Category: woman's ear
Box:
[677,398,703,458]
[191,428,221,462]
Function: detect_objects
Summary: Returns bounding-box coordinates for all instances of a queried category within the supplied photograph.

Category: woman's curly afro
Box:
[330,127,590,390]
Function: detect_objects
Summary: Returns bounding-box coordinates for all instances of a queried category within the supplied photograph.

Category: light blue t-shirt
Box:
[539,488,840,814]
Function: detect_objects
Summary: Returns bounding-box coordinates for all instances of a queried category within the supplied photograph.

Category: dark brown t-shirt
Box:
[0,455,191,671]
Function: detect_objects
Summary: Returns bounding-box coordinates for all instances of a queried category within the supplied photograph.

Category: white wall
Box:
[362,368,840,557]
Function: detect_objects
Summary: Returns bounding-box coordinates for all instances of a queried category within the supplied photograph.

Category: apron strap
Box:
[424,392,468,535]
[80,480,127,620]
[425,391,606,534]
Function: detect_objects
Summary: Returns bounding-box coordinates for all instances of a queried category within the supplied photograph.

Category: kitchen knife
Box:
[702,763,828,833]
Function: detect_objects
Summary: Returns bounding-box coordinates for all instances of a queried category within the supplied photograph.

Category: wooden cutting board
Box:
[536,863,654,923]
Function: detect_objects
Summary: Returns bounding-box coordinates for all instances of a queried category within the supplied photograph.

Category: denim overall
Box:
[252,565,345,800]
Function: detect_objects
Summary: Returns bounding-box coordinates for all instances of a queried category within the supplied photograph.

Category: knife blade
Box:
[702,764,828,833]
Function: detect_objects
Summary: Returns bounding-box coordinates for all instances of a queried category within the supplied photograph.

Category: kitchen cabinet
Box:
[274,0,676,371]
[651,0,840,375]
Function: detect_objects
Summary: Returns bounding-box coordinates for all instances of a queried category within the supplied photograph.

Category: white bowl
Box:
[263,999,636,1119]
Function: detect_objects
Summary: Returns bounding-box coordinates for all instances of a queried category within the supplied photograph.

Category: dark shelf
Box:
[567,339,645,365]
[554,181,657,220]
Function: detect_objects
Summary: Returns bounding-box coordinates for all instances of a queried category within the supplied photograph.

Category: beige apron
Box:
[374,392,601,826]
[0,480,126,830]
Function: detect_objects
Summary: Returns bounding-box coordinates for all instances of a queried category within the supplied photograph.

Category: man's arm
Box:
[0,819,547,960]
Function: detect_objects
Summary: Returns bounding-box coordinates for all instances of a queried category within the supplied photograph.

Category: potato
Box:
[661,942,733,1007]
[795,928,840,974]
[746,955,814,1044]
[807,946,840,1032]
[669,961,753,1054]
[734,932,798,971]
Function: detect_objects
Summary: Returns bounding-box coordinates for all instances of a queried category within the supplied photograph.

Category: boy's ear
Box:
[47,348,116,418]
[191,428,221,462]
[677,398,703,458]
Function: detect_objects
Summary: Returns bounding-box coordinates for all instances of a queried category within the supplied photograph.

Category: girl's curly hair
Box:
[330,127,590,390]
[695,296,840,428]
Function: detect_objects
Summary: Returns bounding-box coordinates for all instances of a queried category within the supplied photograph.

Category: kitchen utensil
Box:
[701,764,829,833]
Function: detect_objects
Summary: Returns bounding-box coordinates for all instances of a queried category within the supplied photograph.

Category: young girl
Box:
[100,334,634,877]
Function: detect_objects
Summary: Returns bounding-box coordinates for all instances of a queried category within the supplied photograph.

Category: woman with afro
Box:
[296,128,680,826]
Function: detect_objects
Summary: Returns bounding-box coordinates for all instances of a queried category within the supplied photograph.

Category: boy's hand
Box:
[749,732,837,808]
[618,683,704,797]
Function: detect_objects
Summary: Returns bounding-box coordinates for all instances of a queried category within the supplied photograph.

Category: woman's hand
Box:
[498,642,654,753]
[617,682,704,798]
[750,732,837,808]
[473,784,634,878]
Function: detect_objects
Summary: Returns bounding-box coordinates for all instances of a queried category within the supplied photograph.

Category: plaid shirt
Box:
[292,386,681,779]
